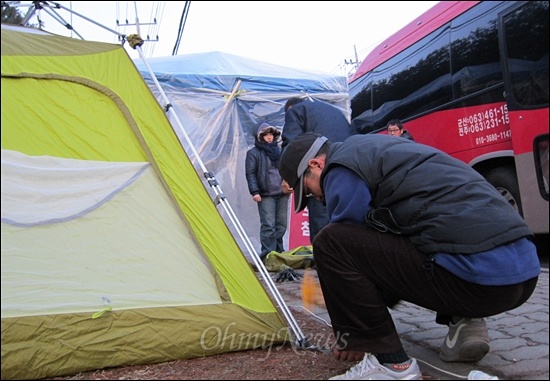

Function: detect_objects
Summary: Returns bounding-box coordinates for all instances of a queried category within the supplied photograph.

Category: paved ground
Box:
[273,265,549,380]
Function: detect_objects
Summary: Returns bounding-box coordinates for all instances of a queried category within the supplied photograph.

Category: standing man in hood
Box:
[245,122,290,260]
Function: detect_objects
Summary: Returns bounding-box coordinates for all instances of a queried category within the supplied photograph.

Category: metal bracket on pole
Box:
[214,194,225,205]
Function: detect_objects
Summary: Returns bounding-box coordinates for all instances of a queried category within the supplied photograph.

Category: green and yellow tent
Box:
[1,25,288,380]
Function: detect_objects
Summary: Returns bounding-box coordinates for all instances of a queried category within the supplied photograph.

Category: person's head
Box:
[257,122,280,143]
[278,132,330,213]
[284,97,304,112]
[386,119,404,137]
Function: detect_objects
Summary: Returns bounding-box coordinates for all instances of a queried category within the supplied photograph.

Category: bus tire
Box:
[485,166,523,217]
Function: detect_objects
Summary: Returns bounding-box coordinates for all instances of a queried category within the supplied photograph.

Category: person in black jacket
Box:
[386,119,414,140]
[281,97,355,243]
[245,122,290,260]
[278,132,540,380]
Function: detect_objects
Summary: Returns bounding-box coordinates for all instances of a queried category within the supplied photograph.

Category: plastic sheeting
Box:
[134,51,350,255]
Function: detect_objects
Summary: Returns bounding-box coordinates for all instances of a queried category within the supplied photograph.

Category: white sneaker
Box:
[329,353,421,380]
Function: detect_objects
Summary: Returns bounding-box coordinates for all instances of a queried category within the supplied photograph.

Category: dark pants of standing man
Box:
[307,197,329,244]
[312,223,538,354]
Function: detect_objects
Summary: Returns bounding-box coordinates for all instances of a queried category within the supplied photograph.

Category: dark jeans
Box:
[313,223,538,354]
[307,197,330,243]
[257,194,289,258]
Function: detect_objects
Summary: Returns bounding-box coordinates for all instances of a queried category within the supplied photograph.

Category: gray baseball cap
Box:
[278,133,328,213]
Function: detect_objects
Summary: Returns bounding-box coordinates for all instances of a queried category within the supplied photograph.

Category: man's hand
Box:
[282,180,293,194]
[252,194,261,202]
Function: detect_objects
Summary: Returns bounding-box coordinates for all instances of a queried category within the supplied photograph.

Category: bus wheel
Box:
[485,166,523,217]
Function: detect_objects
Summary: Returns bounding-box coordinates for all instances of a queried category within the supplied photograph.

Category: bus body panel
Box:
[516,150,549,234]
[508,109,549,155]
[349,1,549,234]
[404,102,513,160]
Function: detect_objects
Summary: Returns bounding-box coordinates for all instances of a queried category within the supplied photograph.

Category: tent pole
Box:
[129,38,310,349]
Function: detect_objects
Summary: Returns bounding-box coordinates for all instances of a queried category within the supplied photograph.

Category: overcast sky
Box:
[19,1,438,76]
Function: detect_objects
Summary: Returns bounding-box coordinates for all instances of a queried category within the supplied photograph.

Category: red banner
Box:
[288,193,311,249]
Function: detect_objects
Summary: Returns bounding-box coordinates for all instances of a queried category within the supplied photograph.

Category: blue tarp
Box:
[135,51,347,93]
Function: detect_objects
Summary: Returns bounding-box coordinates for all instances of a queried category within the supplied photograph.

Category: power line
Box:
[171,1,190,56]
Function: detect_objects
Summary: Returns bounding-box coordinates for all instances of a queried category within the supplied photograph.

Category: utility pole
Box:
[116,2,159,43]
[344,45,361,77]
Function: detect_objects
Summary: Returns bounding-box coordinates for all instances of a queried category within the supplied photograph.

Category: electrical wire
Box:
[144,1,163,57]
[171,1,190,56]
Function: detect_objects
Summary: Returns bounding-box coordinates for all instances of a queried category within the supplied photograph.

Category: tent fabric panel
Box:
[1,149,151,225]
[0,28,120,57]
[134,96,277,312]
[0,78,147,162]
[2,27,281,321]
[1,154,222,317]
[1,304,288,380]
[1,65,276,314]
[124,81,279,312]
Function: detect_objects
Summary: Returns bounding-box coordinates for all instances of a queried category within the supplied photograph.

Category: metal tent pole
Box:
[127,36,309,348]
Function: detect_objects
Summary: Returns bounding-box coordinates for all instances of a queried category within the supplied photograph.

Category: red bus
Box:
[349,1,549,236]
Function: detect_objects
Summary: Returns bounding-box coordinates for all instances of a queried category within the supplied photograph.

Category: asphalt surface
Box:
[273,255,549,380]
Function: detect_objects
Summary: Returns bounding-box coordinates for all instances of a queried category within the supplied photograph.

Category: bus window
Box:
[503,1,549,107]
[350,71,373,133]
[370,24,452,131]
[450,2,503,99]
